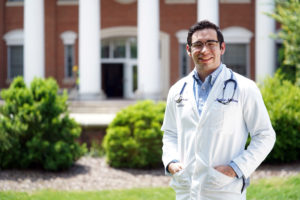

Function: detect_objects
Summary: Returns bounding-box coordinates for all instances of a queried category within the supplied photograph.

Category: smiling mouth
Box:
[199,57,213,62]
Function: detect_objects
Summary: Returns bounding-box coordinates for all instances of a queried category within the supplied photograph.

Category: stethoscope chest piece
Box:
[175,94,183,103]
[175,82,187,103]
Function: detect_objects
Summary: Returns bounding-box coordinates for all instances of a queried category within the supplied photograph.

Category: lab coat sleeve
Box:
[161,86,180,174]
[233,80,276,179]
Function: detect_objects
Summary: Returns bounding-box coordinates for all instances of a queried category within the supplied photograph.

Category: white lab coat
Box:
[162,65,276,200]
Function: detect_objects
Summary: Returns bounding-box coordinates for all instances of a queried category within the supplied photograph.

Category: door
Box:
[102,63,124,98]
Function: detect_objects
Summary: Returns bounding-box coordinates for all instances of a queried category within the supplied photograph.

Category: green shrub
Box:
[260,72,300,163]
[103,100,165,169]
[0,77,87,171]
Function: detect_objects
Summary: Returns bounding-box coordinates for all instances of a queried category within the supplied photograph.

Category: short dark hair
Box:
[187,20,224,50]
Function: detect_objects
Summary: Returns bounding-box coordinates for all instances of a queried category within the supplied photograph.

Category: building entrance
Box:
[102,63,123,98]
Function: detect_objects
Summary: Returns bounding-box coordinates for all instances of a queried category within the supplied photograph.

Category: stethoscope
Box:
[174,70,237,105]
[174,82,187,103]
[216,70,237,105]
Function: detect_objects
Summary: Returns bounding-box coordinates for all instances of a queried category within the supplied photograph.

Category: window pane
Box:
[276,43,283,70]
[65,45,74,78]
[101,40,109,58]
[222,44,247,76]
[179,44,190,77]
[113,39,126,58]
[9,46,23,79]
[132,65,138,92]
[129,37,137,58]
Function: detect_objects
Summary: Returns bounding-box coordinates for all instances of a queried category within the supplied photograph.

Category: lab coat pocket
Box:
[201,167,242,199]
[170,169,191,190]
[205,167,236,188]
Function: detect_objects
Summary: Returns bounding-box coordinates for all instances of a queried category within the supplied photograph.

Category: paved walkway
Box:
[0,99,137,127]
[68,100,137,127]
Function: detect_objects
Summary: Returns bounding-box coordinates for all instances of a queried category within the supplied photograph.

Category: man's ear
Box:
[186,44,192,57]
[220,42,226,55]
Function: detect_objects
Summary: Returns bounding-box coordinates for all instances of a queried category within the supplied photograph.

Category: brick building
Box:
[0,0,277,100]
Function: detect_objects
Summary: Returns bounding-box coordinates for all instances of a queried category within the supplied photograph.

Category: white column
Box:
[79,0,104,99]
[24,0,45,85]
[197,0,219,25]
[255,0,275,82]
[137,0,160,99]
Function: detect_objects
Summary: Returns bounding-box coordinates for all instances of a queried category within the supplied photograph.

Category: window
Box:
[3,29,24,81]
[129,38,137,59]
[132,65,138,92]
[113,39,126,58]
[222,44,248,76]
[101,37,138,98]
[57,0,78,6]
[64,45,75,78]
[101,37,137,59]
[179,43,190,77]
[101,40,110,58]
[60,31,77,78]
[165,0,195,4]
[176,30,190,78]
[275,43,283,70]
[222,26,253,77]
[220,0,251,3]
[8,46,24,80]
[6,0,23,6]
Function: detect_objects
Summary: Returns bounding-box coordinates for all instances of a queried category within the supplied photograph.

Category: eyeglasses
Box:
[191,40,219,50]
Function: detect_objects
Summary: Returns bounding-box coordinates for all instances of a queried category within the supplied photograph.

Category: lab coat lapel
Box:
[199,66,229,122]
[186,73,200,122]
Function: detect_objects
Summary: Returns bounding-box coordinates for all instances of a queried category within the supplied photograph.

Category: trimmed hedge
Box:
[0,77,87,171]
[103,100,165,169]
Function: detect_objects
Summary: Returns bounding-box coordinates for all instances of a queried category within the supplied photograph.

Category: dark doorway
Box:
[102,63,124,98]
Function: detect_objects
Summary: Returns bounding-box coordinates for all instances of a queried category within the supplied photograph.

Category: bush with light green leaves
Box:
[103,100,165,169]
[260,72,300,163]
[0,77,87,171]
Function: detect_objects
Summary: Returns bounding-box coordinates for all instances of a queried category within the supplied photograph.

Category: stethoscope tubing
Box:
[175,70,237,105]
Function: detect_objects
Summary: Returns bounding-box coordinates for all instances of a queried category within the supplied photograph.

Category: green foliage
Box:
[260,72,300,163]
[0,77,87,171]
[0,187,176,200]
[268,0,300,85]
[86,140,105,158]
[103,100,166,169]
[276,46,296,84]
[1,175,300,200]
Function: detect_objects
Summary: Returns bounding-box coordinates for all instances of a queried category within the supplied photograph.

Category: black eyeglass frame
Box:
[190,40,219,50]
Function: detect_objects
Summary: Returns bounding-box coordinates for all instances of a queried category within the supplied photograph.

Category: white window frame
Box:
[101,26,170,98]
[60,31,77,82]
[57,0,78,6]
[176,30,191,78]
[222,26,253,77]
[114,0,136,4]
[165,0,195,4]
[3,29,24,82]
[220,0,251,3]
[101,37,138,99]
[6,0,24,7]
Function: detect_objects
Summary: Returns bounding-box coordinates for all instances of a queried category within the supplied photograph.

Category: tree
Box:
[269,0,300,86]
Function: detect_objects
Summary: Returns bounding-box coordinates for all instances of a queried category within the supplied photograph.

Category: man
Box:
[161,20,276,200]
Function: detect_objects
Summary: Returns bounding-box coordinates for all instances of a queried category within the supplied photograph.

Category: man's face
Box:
[187,28,225,74]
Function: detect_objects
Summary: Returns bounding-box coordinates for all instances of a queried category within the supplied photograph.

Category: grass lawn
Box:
[0,174,299,200]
